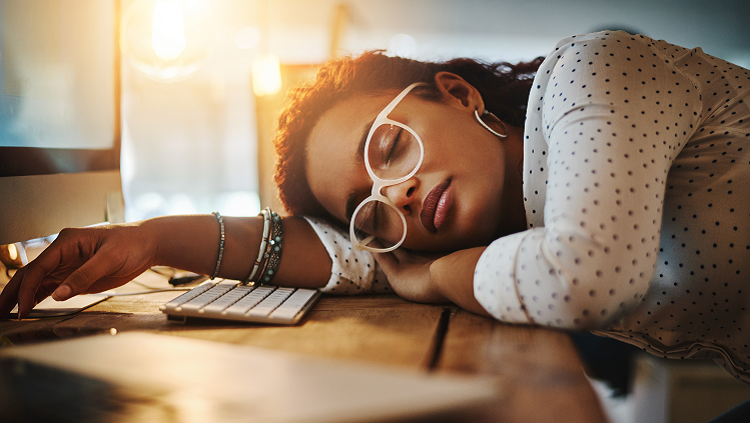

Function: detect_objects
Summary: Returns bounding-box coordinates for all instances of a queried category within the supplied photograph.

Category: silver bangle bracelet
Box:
[244,208,272,285]
[210,211,225,280]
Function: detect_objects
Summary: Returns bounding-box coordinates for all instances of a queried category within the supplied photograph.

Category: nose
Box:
[380,178,419,215]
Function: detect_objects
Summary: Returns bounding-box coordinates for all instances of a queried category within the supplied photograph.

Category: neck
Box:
[497,124,527,237]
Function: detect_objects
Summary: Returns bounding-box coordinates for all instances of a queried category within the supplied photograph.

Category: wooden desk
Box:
[0,281,607,423]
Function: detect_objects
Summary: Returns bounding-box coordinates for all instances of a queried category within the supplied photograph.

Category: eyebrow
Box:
[344,117,376,222]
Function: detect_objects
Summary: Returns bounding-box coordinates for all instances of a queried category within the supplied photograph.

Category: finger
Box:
[376,248,419,267]
[374,251,412,283]
[16,262,65,318]
[35,281,60,304]
[373,249,399,270]
[0,268,25,317]
[12,239,80,316]
[388,247,417,263]
[54,253,122,301]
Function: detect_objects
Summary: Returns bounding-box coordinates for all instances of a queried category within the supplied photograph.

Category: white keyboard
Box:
[160,281,321,325]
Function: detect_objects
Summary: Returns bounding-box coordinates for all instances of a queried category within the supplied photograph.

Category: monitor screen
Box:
[0,0,123,246]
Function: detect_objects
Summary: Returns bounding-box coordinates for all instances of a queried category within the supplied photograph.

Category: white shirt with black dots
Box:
[477,30,750,382]
[304,31,750,382]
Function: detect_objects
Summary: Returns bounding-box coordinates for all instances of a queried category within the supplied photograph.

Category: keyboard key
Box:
[200,287,253,314]
[222,286,275,316]
[160,283,213,311]
[268,289,318,320]
[179,283,234,312]
[245,289,293,317]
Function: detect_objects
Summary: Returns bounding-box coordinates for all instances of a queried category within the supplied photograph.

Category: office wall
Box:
[267,0,750,66]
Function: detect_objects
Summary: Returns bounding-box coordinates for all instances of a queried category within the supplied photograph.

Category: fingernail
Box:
[52,285,72,301]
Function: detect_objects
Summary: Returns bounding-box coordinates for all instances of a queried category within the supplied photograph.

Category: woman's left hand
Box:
[373,248,448,304]
[375,246,490,316]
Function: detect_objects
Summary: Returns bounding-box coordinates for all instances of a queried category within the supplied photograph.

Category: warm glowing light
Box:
[151,0,185,61]
[252,54,282,96]
[7,244,18,261]
[123,0,215,82]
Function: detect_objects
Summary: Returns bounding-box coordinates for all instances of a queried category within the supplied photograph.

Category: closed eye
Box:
[385,127,403,166]
[354,201,382,234]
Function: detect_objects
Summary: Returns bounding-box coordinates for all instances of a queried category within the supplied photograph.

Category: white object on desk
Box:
[10,293,111,318]
[0,332,498,423]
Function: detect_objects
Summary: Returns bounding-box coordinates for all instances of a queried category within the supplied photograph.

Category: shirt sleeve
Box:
[303,217,392,294]
[474,31,703,330]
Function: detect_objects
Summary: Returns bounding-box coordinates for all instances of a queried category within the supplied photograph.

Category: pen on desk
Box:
[169,274,208,286]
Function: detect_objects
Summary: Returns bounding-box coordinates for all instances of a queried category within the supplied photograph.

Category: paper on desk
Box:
[10,293,111,318]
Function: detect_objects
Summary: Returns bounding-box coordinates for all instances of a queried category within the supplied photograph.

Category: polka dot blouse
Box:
[475,31,750,382]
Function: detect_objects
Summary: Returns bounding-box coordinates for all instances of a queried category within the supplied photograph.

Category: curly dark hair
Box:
[273,51,543,224]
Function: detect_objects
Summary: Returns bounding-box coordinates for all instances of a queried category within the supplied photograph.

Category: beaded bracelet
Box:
[259,210,283,284]
[210,211,225,280]
[244,208,272,285]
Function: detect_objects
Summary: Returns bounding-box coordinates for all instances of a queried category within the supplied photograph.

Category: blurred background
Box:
[120,0,750,221]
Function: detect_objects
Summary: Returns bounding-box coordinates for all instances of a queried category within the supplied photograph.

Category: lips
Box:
[420,180,451,233]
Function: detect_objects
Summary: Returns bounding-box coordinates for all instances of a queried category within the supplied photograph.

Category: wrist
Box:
[427,260,451,303]
[139,215,217,273]
[429,248,489,316]
[136,216,174,268]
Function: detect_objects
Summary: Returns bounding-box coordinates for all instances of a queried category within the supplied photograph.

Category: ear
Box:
[433,71,485,113]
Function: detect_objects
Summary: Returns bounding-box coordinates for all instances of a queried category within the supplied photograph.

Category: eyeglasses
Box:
[349,82,428,253]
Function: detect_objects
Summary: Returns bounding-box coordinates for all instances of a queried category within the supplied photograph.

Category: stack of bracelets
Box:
[245,207,283,285]
[209,208,284,285]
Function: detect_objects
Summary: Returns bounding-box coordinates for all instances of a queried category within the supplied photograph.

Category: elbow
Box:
[525,272,652,331]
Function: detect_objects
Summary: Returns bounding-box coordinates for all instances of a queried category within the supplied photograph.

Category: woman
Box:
[1,30,749,382]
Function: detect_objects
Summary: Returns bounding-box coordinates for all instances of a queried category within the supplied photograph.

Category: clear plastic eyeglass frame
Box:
[349,82,429,253]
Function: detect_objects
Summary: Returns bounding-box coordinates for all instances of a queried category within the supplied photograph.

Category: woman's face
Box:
[306,80,518,252]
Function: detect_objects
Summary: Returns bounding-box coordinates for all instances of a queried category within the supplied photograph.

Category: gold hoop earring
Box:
[474,109,508,138]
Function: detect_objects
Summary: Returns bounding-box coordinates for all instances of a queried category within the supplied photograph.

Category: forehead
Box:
[306,94,393,222]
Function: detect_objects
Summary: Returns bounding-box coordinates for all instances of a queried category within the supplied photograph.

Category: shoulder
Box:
[529,30,694,112]
[534,31,659,82]
[547,30,655,58]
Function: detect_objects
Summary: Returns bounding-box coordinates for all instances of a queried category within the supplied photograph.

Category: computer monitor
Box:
[0,0,123,247]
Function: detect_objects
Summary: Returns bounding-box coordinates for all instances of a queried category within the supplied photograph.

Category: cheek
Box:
[307,160,370,223]
[306,159,341,214]
[308,173,345,218]
[428,114,489,156]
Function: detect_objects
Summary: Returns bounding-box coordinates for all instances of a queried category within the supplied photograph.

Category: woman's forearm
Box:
[142,214,331,289]
[429,247,490,316]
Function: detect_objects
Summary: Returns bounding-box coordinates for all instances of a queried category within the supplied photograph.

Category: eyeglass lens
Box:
[353,122,422,249]
[352,199,404,250]
[366,123,422,180]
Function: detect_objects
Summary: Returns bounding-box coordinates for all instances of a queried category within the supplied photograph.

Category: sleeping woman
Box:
[2,30,749,382]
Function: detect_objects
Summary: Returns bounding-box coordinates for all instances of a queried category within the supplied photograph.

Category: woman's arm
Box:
[429,248,489,316]
[149,215,331,287]
[473,31,703,330]
[0,214,331,318]
[374,247,489,317]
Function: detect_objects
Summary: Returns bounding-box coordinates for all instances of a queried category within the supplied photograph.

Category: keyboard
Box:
[159,280,321,325]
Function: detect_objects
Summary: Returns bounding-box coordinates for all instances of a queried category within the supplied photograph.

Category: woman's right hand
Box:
[0,223,157,319]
